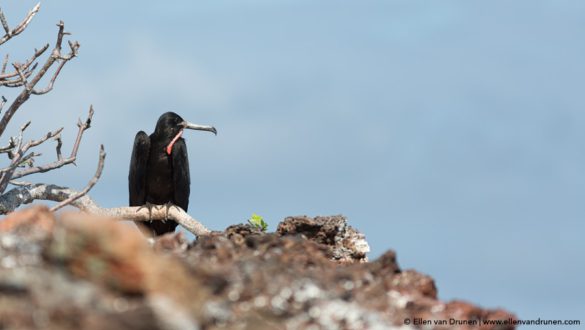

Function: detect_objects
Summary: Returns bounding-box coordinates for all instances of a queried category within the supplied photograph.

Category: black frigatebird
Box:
[128,112,217,236]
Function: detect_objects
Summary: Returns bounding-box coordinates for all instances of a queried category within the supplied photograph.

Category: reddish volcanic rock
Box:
[0,205,54,235]
[0,208,516,329]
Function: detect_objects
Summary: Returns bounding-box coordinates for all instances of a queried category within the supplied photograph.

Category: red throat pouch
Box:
[166,129,183,155]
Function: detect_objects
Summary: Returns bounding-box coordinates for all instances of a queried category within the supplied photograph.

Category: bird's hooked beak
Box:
[166,121,217,155]
[180,121,217,135]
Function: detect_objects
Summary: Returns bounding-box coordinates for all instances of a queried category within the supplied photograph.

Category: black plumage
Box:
[129,112,216,236]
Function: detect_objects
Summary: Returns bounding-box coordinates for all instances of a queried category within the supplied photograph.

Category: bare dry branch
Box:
[71,105,93,157]
[1,107,90,185]
[10,4,40,36]
[0,184,211,236]
[0,104,89,188]
[0,3,41,46]
[0,61,37,80]
[0,137,14,154]
[31,60,65,95]
[9,157,73,180]
[0,8,110,235]
[9,107,93,180]
[7,180,32,186]
[0,151,35,174]
[0,6,109,227]
[0,124,63,192]
[0,21,78,137]
[11,63,31,91]
[26,127,63,149]
[51,144,105,211]
[16,120,31,150]
[32,39,78,95]
[0,10,9,35]
[57,40,79,61]
[0,44,48,85]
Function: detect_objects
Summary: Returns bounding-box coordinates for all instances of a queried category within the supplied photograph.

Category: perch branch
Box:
[0,183,211,236]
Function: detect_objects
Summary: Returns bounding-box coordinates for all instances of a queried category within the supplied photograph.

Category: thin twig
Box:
[0,9,10,35]
[9,157,74,180]
[58,40,79,61]
[54,134,63,161]
[0,151,36,174]
[11,3,40,36]
[0,152,33,188]
[0,61,37,81]
[16,120,31,150]
[7,106,93,181]
[0,126,63,192]
[0,121,33,184]
[7,180,32,186]
[31,60,66,95]
[25,126,63,149]
[1,54,8,74]
[11,63,30,91]
[0,137,14,154]
[0,43,48,82]
[16,151,39,168]
[11,108,91,180]
[70,105,93,158]
[0,3,41,46]
[32,39,78,94]
[0,49,45,79]
[0,95,6,113]
[51,145,105,211]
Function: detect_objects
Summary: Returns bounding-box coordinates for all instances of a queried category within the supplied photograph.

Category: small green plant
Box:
[248,213,268,232]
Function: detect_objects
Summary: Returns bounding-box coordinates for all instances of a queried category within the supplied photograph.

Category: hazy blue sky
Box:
[2,0,584,323]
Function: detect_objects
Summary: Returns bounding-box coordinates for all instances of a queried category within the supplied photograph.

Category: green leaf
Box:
[248,213,268,232]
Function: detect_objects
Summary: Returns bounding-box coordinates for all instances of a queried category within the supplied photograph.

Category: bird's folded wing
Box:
[171,138,191,211]
[129,131,150,206]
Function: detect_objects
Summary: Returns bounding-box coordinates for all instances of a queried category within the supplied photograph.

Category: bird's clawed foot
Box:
[163,202,180,221]
[137,202,155,220]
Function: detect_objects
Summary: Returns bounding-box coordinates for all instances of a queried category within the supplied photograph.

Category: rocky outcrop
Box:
[277,215,370,263]
[0,207,515,329]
